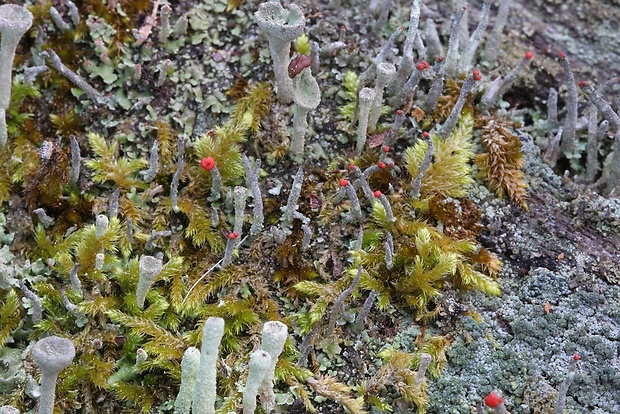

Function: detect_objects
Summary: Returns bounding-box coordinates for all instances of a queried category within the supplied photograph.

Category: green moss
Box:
[295,34,311,56]
[404,111,476,199]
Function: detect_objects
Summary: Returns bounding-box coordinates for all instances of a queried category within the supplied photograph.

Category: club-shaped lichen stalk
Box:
[32,336,76,414]
[258,321,288,412]
[255,2,305,104]
[368,62,396,132]
[243,350,272,414]
[356,87,376,156]
[192,317,225,414]
[290,63,320,158]
[0,4,33,147]
[136,255,163,309]
[394,0,421,92]
[174,347,201,414]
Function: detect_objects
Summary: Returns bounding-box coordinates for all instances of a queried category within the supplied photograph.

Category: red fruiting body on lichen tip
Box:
[559,52,566,59]
[578,81,586,87]
[383,146,390,152]
[525,51,533,59]
[373,190,382,198]
[339,178,349,187]
[200,157,215,171]
[396,109,403,115]
[422,131,429,138]
[484,392,503,408]
[377,162,386,169]
[228,232,239,239]
[349,163,355,171]
[417,63,426,71]
[437,56,444,62]
[573,353,581,361]
[473,69,480,76]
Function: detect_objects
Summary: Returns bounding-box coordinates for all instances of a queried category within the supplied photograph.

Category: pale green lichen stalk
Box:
[291,65,321,158]
[255,1,306,104]
[174,347,201,414]
[31,336,76,414]
[136,255,163,309]
[243,350,272,414]
[192,317,225,414]
[258,321,288,412]
[0,4,33,147]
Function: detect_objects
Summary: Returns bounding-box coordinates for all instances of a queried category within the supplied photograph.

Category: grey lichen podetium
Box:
[136,255,163,309]
[421,59,445,113]
[424,18,444,63]
[554,354,580,414]
[547,87,559,131]
[0,4,34,147]
[558,53,579,154]
[351,26,402,128]
[326,265,362,338]
[384,231,394,269]
[192,317,225,414]
[69,135,81,184]
[368,62,396,133]
[443,6,467,78]
[437,74,478,139]
[234,185,249,231]
[258,321,288,412]
[290,65,321,159]
[255,1,306,104]
[95,214,109,239]
[31,336,76,414]
[18,279,42,323]
[394,0,421,93]
[356,87,376,156]
[171,136,186,212]
[391,61,426,109]
[580,81,620,194]
[354,290,377,330]
[410,134,434,198]
[481,1,511,69]
[174,347,201,414]
[40,49,106,106]
[243,350,272,414]
[242,155,264,236]
[280,167,304,229]
[458,1,491,75]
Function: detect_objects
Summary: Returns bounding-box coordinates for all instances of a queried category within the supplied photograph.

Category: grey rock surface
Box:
[424,134,620,413]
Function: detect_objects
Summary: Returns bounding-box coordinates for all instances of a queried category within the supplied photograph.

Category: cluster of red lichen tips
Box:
[417,61,430,71]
